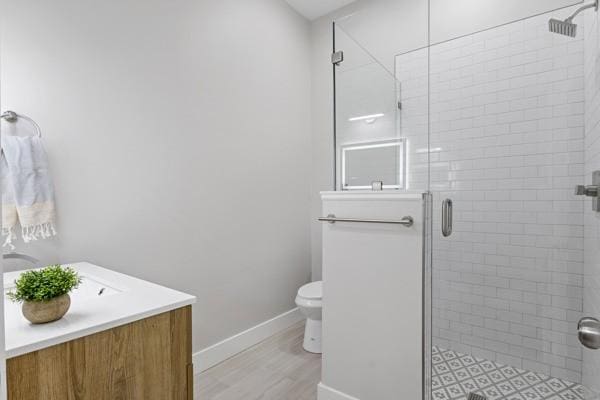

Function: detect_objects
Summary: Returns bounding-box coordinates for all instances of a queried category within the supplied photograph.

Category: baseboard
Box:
[318,383,361,400]
[193,308,303,373]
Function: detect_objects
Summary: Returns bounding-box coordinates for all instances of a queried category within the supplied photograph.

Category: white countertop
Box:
[4,262,196,358]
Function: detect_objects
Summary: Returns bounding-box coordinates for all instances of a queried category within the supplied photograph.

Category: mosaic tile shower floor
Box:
[432,347,589,400]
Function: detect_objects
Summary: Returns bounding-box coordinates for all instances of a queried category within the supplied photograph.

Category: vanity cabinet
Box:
[6,306,193,400]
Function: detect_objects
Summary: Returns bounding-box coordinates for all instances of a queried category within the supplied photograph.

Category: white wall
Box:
[0,0,312,353]
[0,45,7,400]
[583,8,600,396]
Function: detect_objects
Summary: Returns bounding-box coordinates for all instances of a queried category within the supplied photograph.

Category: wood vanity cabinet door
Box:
[6,306,193,400]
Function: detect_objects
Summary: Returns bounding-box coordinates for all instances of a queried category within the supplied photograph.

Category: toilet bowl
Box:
[295,281,322,354]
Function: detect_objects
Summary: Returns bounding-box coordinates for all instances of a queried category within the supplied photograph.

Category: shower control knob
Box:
[575,185,599,197]
[578,317,600,350]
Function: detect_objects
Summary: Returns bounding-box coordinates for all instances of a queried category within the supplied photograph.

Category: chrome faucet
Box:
[575,185,598,197]
[575,171,600,211]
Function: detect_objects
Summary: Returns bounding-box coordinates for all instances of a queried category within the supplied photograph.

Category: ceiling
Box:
[284,0,358,20]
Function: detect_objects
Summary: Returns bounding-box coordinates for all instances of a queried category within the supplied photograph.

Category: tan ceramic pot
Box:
[22,294,71,324]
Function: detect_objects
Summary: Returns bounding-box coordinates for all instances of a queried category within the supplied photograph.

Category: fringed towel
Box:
[1,135,57,248]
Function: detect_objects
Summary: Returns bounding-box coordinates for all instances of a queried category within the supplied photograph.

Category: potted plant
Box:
[7,265,81,324]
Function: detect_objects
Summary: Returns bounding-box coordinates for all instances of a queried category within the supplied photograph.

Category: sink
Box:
[68,275,121,301]
[4,274,122,306]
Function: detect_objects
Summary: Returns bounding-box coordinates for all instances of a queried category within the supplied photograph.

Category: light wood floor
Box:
[194,322,322,400]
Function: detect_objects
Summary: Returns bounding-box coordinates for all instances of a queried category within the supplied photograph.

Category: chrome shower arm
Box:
[566,0,598,22]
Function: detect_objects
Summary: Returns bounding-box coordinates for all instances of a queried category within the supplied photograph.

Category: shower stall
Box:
[332,1,600,399]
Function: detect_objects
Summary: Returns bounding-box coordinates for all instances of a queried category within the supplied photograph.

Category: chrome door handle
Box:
[442,199,453,237]
[578,317,600,350]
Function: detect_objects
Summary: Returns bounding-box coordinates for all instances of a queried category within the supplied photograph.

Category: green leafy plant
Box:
[7,265,81,303]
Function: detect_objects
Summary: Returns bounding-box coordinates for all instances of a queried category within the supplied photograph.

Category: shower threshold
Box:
[431,346,587,400]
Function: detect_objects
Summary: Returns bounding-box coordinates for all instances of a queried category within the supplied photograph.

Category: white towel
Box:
[1,135,57,248]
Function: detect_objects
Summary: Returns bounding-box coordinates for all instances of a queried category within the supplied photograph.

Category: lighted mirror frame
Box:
[340,138,406,191]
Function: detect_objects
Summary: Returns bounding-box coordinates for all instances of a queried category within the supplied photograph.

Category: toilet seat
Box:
[297,281,322,300]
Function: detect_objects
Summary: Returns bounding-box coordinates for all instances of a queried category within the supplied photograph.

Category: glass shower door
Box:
[333,23,406,191]
[428,4,594,399]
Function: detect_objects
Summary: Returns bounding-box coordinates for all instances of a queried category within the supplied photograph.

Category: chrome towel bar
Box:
[318,214,414,227]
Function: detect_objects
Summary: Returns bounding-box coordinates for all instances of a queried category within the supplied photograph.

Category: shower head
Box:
[549,18,577,37]
[549,0,598,37]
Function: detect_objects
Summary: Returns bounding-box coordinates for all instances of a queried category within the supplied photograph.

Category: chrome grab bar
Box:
[318,214,414,227]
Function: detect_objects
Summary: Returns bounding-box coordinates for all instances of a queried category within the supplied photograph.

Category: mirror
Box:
[340,139,406,190]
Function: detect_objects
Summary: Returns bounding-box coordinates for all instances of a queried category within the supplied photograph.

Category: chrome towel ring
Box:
[1,110,42,138]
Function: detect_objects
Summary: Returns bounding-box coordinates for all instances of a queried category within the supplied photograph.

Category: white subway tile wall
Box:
[583,9,600,397]
[397,10,586,382]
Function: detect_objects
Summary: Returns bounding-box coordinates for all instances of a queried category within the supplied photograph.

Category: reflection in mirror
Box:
[340,139,406,190]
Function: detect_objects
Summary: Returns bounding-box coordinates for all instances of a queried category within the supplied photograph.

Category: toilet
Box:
[295,281,323,354]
